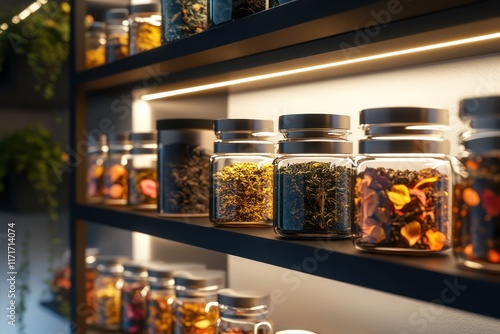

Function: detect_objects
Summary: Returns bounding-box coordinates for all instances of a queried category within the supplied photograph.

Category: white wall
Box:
[227,52,500,334]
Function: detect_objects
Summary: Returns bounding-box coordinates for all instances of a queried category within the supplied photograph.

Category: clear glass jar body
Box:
[146,283,176,334]
[453,150,500,272]
[105,9,129,63]
[128,151,158,209]
[157,119,215,216]
[120,271,149,333]
[209,0,268,27]
[129,6,162,56]
[210,153,274,226]
[85,22,106,69]
[274,154,354,238]
[94,270,124,330]
[161,0,208,44]
[216,306,272,334]
[172,295,219,334]
[85,266,98,326]
[104,150,130,205]
[86,146,107,203]
[354,154,453,254]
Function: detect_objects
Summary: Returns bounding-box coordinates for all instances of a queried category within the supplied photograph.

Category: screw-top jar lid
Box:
[459,96,500,122]
[279,114,350,130]
[214,142,275,154]
[217,288,270,308]
[174,270,225,289]
[214,119,274,137]
[360,107,449,126]
[278,140,352,154]
[130,2,161,14]
[95,256,129,274]
[123,260,149,278]
[156,118,214,130]
[108,132,131,144]
[359,138,450,154]
[106,8,129,21]
[148,263,206,279]
[130,132,157,142]
[87,21,105,32]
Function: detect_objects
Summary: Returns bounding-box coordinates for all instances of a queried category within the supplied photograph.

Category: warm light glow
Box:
[11,16,20,24]
[28,1,42,12]
[18,9,31,21]
[0,23,8,30]
[141,32,500,101]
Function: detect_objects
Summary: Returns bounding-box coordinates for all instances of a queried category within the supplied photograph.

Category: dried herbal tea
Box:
[173,301,218,334]
[212,162,273,224]
[453,155,500,267]
[87,162,104,200]
[95,277,121,329]
[210,0,266,26]
[275,161,353,237]
[130,20,162,54]
[162,0,207,43]
[355,167,451,251]
[160,144,211,215]
[233,0,267,20]
[129,168,158,207]
[146,292,175,334]
[120,282,148,333]
[106,32,129,62]
[104,163,128,202]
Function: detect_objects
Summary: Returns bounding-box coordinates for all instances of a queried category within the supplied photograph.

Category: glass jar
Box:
[210,119,275,226]
[453,96,500,273]
[129,3,162,56]
[209,0,268,27]
[85,21,106,69]
[146,263,206,334]
[104,133,132,205]
[157,119,215,216]
[216,288,273,334]
[354,107,452,254]
[127,132,158,210]
[274,114,354,239]
[84,249,99,326]
[94,257,127,330]
[161,0,208,44]
[105,8,129,63]
[120,261,149,333]
[86,134,107,203]
[172,270,225,334]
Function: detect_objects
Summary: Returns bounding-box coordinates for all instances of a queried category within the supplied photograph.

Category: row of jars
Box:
[87,256,316,334]
[86,95,500,273]
[85,0,294,69]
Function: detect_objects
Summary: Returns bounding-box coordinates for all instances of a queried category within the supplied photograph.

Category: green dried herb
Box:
[211,162,273,224]
[162,0,207,43]
[275,161,353,236]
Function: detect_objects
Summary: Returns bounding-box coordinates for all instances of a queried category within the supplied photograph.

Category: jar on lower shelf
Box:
[161,0,208,43]
[120,262,149,333]
[274,114,354,239]
[354,107,453,254]
[453,96,500,273]
[216,288,273,334]
[157,119,215,217]
[172,270,225,334]
[94,257,128,330]
[104,133,132,205]
[209,0,269,27]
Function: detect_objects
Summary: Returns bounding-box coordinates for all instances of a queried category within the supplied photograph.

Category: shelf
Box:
[75,203,500,319]
[75,0,500,93]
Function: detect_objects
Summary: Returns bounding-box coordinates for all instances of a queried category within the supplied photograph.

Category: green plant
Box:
[0,1,70,100]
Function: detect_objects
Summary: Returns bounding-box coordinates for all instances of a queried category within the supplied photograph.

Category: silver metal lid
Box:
[214,142,275,154]
[217,288,269,308]
[279,114,350,131]
[174,270,225,288]
[278,140,352,154]
[95,256,129,274]
[360,107,449,126]
[148,263,206,279]
[105,8,129,21]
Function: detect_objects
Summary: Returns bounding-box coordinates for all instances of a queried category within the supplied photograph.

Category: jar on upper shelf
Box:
[157,118,215,217]
[104,133,132,205]
[453,96,500,273]
[274,114,354,239]
[353,107,453,254]
[120,261,149,334]
[210,119,275,227]
[127,132,158,210]
[86,134,107,203]
[209,0,269,27]
[129,2,162,56]
[216,288,273,334]
[85,21,106,69]
[161,0,208,44]
[105,8,129,63]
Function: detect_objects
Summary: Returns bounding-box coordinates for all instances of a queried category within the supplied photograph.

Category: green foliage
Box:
[0,124,65,221]
[0,1,70,100]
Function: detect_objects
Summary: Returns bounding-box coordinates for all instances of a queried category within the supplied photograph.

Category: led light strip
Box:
[141,31,500,101]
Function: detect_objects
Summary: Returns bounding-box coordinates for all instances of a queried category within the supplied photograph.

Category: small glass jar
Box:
[86,134,107,203]
[129,3,162,56]
[104,133,132,205]
[274,114,354,239]
[94,257,127,330]
[146,263,206,334]
[161,0,208,44]
[216,288,273,334]
[105,8,129,63]
[120,262,149,333]
[210,119,275,226]
[157,119,215,216]
[85,21,106,69]
[127,132,158,210]
[209,0,268,27]
[354,107,453,254]
[84,250,99,326]
[172,270,225,334]
[453,96,500,273]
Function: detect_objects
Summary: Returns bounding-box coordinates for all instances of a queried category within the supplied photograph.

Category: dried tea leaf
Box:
[400,221,422,247]
[425,229,447,251]
[387,184,411,210]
